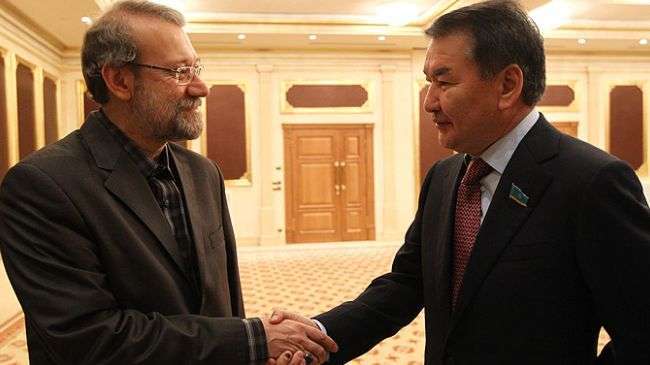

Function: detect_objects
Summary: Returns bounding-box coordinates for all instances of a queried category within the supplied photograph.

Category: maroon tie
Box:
[451,158,493,308]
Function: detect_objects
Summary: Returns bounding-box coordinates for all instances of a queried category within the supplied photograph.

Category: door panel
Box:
[284,125,374,243]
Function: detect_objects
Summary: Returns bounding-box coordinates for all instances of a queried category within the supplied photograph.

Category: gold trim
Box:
[280,80,373,114]
[537,81,580,113]
[204,81,252,187]
[76,80,87,128]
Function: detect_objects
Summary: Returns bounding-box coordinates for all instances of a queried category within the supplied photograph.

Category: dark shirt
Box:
[96,110,267,363]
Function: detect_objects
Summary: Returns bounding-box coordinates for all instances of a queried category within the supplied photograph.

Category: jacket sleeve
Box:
[314,164,437,364]
[575,159,650,363]
[0,162,256,365]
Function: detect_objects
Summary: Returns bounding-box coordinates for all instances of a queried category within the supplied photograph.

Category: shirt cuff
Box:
[312,319,328,335]
[312,319,331,362]
[243,317,268,364]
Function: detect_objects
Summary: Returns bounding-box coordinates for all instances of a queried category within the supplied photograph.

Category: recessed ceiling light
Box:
[376,2,418,27]
[577,38,587,45]
[81,16,93,25]
[237,34,247,40]
[378,35,386,41]
[308,34,318,41]
[640,38,648,45]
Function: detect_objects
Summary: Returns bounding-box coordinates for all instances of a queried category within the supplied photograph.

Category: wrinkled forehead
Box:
[129,15,197,62]
[423,34,474,73]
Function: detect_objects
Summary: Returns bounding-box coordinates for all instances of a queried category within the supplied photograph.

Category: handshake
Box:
[261,310,338,365]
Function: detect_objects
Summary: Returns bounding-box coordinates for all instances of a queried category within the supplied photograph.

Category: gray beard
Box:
[132,84,203,142]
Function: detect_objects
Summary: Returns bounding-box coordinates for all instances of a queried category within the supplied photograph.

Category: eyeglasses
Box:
[130,62,203,85]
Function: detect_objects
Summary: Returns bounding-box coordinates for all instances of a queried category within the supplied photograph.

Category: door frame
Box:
[283,123,375,243]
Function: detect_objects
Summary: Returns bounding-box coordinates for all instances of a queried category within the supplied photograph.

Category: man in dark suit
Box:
[0,1,335,364]
[272,1,650,363]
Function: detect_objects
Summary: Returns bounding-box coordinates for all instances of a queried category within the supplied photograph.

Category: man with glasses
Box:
[0,1,335,364]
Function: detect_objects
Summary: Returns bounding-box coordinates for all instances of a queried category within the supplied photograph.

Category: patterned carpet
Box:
[0,241,610,364]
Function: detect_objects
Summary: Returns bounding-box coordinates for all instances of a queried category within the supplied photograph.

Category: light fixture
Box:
[81,16,93,25]
[640,38,648,45]
[377,35,386,41]
[376,2,418,27]
[237,34,247,40]
[577,38,587,45]
[529,0,572,33]
[308,34,318,40]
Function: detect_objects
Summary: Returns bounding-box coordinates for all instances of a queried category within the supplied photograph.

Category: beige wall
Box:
[1,8,650,248]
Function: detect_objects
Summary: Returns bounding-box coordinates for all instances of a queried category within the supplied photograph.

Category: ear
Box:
[496,64,524,110]
[101,64,135,102]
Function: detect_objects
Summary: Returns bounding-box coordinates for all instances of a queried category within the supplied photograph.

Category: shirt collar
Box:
[96,109,170,179]
[478,109,539,174]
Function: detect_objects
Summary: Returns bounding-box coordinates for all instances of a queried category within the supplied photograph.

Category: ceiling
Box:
[2,0,650,54]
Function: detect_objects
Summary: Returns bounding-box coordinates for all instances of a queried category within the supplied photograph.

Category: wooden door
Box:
[284,125,374,243]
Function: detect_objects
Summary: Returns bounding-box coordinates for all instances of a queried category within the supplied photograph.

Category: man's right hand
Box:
[262,316,338,365]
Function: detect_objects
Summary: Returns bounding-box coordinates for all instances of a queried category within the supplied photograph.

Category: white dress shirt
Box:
[476,109,539,223]
[312,109,540,339]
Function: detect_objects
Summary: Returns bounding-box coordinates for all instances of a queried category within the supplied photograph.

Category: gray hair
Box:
[81,0,185,104]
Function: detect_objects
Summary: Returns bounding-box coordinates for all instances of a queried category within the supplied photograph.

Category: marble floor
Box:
[0,241,611,364]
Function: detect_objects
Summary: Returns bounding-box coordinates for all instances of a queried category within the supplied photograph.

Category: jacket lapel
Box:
[80,113,190,281]
[170,148,208,295]
[430,156,465,321]
[448,117,559,330]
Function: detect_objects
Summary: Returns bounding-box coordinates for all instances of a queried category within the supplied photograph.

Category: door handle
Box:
[333,161,340,196]
[340,161,346,191]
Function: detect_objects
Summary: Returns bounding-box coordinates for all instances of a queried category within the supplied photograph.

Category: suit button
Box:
[444,356,455,365]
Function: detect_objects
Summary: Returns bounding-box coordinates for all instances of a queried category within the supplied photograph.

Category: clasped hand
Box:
[262,310,338,365]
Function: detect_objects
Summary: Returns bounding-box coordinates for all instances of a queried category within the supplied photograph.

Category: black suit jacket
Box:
[0,112,251,364]
[316,116,650,364]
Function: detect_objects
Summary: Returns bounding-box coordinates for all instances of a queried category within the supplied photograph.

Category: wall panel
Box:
[206,84,248,181]
[16,63,35,159]
[609,85,644,171]
[0,56,7,178]
[43,76,57,145]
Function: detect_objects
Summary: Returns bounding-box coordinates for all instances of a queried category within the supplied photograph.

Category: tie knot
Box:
[461,158,492,186]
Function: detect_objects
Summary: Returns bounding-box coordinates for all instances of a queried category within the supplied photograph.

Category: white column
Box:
[256,64,282,245]
[379,64,401,240]
[4,52,19,166]
[33,66,45,149]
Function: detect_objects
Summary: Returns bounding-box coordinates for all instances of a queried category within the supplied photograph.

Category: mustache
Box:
[432,112,447,123]
[177,97,202,110]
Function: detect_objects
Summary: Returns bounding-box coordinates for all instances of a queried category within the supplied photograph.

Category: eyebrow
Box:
[432,67,451,77]
[423,66,452,80]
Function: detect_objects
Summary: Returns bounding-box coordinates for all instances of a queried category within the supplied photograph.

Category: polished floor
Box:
[0,241,610,364]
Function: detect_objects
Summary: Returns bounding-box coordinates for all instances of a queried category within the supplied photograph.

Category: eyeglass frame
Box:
[129,62,204,85]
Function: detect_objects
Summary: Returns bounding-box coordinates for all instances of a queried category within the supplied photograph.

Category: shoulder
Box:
[168,143,224,180]
[5,131,91,182]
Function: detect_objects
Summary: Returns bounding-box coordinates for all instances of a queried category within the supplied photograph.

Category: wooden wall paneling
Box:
[43,76,58,145]
[0,56,8,179]
[538,83,578,113]
[418,83,453,185]
[609,85,644,173]
[16,63,35,159]
[205,84,248,182]
[539,85,575,107]
[283,125,340,243]
[281,81,372,114]
[551,122,578,137]
[283,124,374,243]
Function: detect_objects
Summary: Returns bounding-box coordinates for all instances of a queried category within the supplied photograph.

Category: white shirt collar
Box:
[479,109,539,174]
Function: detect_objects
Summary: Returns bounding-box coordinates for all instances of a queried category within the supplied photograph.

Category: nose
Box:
[423,83,440,113]
[186,74,209,97]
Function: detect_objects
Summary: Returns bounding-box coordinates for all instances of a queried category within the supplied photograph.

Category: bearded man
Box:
[0,1,335,364]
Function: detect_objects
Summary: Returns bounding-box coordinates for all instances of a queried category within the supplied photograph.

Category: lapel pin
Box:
[509,183,529,207]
